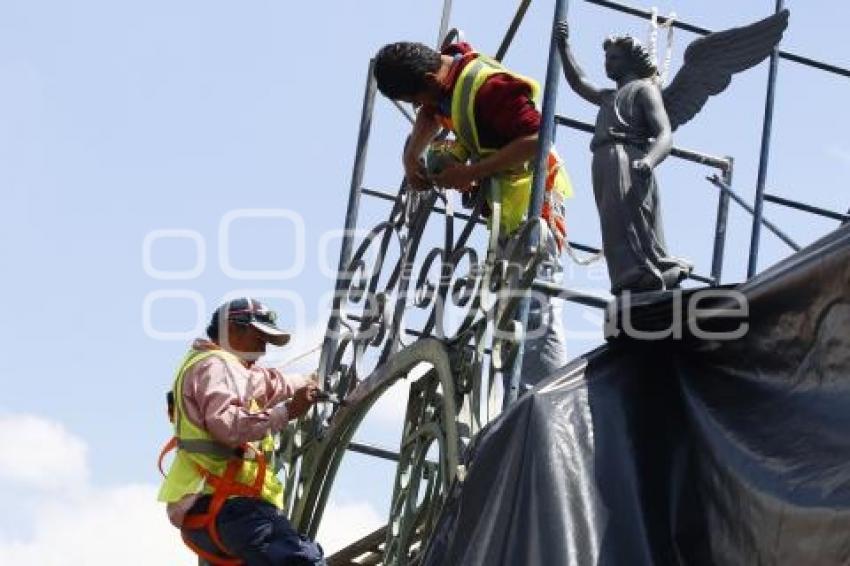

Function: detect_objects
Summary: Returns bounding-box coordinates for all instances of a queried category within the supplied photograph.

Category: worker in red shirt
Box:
[374,41,573,389]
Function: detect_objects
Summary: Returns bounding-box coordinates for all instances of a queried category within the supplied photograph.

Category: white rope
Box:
[280,344,322,369]
[649,7,660,73]
[659,12,677,85]
[564,241,605,266]
[648,7,677,85]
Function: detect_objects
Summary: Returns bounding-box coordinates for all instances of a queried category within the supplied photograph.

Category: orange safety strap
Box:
[178,445,268,565]
[545,152,560,190]
[541,152,568,251]
[158,436,179,477]
[542,201,566,252]
[180,530,243,566]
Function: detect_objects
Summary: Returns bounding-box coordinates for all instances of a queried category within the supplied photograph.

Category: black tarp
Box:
[423,225,850,565]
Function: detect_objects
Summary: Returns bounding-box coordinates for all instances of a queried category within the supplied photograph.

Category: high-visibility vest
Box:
[448,54,574,239]
[157,349,283,509]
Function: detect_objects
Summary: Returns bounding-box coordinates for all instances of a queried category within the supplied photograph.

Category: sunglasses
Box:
[228,309,278,325]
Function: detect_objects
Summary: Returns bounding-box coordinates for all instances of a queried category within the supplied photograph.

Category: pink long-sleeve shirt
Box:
[166,339,309,527]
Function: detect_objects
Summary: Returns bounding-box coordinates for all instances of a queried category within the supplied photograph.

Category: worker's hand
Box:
[403,155,431,191]
[287,380,320,420]
[632,158,653,176]
[433,163,477,192]
[554,21,570,46]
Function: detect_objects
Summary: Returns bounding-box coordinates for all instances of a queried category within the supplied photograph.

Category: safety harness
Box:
[437,52,573,252]
[158,350,277,566]
[158,436,267,565]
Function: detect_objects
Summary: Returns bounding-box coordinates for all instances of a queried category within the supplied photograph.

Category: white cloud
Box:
[0,484,193,566]
[0,412,386,565]
[317,499,383,555]
[0,413,193,565]
[0,413,89,491]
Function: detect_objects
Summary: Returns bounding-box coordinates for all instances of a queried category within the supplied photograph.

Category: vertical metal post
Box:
[504,0,569,408]
[495,0,533,62]
[528,2,567,219]
[747,0,785,278]
[710,157,734,284]
[437,0,454,47]
[318,60,377,382]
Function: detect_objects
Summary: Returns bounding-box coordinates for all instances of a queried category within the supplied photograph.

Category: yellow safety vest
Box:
[157,349,284,509]
[449,55,574,236]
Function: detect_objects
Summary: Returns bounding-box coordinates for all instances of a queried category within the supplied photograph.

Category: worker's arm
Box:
[403,106,441,190]
[252,366,313,406]
[432,133,538,191]
[184,357,317,448]
[261,368,320,419]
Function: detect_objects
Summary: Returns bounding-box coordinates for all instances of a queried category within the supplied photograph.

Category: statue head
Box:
[602,35,658,81]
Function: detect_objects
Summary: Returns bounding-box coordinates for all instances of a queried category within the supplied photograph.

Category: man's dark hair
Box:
[603,35,658,79]
[206,313,234,342]
[206,316,221,342]
[374,42,442,100]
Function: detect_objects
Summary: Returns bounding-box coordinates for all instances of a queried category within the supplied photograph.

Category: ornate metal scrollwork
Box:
[383,369,455,565]
[279,175,545,563]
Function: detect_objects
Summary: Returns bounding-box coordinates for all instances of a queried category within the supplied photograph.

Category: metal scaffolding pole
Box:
[495,0,533,62]
[748,0,786,277]
[436,0,454,46]
[583,0,850,79]
[505,0,569,408]
[711,158,734,284]
[764,193,850,223]
[318,60,377,385]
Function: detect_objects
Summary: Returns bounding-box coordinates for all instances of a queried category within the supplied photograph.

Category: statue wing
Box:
[663,9,790,131]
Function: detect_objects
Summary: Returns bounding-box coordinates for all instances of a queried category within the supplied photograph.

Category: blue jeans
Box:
[522,256,567,389]
[498,224,568,393]
[184,496,325,566]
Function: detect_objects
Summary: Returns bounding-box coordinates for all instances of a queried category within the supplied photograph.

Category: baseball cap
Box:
[211,297,291,346]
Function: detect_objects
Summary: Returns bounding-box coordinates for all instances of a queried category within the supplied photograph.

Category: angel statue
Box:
[555,10,790,294]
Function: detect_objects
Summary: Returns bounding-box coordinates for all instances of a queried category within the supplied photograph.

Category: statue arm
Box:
[555,22,603,105]
[636,84,672,170]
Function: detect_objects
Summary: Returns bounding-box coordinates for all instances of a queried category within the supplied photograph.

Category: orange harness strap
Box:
[542,152,568,251]
[180,529,243,566]
[157,436,179,477]
[159,439,268,566]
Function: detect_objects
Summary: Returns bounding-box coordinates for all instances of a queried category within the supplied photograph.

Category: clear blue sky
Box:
[0,0,847,562]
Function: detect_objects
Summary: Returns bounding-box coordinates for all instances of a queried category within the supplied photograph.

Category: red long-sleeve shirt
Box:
[439,42,541,149]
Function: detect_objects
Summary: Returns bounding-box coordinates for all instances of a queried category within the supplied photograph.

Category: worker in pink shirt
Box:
[158,297,325,565]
